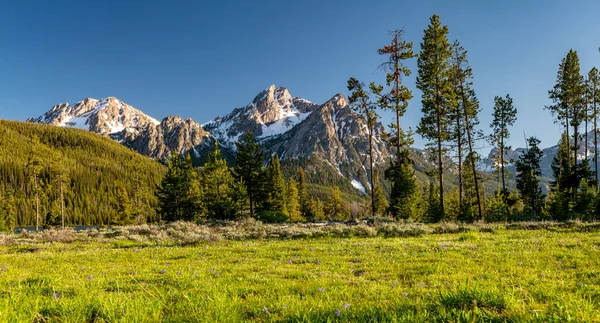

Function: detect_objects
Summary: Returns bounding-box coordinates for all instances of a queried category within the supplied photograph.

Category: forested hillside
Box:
[0,120,165,228]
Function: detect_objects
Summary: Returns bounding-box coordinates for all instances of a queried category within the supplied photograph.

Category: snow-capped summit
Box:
[27,97,160,135]
[203,85,320,146]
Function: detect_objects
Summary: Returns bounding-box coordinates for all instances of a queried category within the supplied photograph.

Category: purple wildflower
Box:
[159,269,166,274]
[53,292,62,299]
[335,309,341,316]
[86,275,94,281]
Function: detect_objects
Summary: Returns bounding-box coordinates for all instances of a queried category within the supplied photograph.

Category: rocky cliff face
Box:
[29,85,393,195]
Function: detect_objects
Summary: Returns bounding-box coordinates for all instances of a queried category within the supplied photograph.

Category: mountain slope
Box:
[0,120,165,226]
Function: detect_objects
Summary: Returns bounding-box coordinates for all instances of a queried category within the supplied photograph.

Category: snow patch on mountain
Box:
[351,179,366,195]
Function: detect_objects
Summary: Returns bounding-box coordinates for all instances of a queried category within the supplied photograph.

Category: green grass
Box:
[1,224,599,322]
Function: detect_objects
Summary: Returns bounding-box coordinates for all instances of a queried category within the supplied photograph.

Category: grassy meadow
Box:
[0,221,599,322]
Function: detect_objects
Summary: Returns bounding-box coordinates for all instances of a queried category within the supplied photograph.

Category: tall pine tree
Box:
[347,77,380,218]
[234,131,266,218]
[588,67,600,187]
[416,14,454,219]
[488,94,517,194]
[515,137,545,219]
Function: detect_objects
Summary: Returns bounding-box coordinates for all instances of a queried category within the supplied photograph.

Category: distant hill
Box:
[0,120,165,226]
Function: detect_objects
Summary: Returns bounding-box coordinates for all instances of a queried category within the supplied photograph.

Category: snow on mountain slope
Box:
[28,97,160,135]
[203,85,320,147]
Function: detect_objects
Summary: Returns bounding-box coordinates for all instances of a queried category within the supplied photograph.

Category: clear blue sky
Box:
[1,0,599,151]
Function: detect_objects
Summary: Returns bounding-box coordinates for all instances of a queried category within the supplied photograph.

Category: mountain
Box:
[29,85,395,198]
[28,97,214,163]
[0,120,165,226]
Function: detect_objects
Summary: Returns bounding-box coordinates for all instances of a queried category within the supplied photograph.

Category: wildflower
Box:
[53,292,62,299]
[176,271,182,276]
[80,267,85,271]
[335,309,341,316]
[263,307,270,315]
[159,269,166,274]
[402,292,409,298]
[318,287,325,292]
[342,303,350,309]
[87,275,94,281]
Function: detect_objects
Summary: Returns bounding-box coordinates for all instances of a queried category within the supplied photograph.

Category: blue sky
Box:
[1,0,599,151]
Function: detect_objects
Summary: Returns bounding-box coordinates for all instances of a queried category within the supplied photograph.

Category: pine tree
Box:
[546,50,585,192]
[416,14,454,219]
[286,178,302,222]
[376,28,417,158]
[425,181,443,222]
[234,131,266,218]
[374,29,420,222]
[515,137,545,219]
[450,40,484,220]
[155,151,201,222]
[588,67,600,187]
[26,143,43,232]
[488,94,517,195]
[182,153,203,221]
[324,186,348,220]
[1,189,16,232]
[297,168,316,220]
[52,158,69,229]
[549,132,572,220]
[372,170,388,217]
[262,155,288,216]
[115,186,132,225]
[347,77,380,218]
[199,142,244,220]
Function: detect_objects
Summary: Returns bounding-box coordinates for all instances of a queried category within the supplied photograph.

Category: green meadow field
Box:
[1,222,599,322]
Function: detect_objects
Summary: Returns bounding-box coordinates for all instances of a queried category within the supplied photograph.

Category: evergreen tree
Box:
[200,142,241,220]
[488,94,517,194]
[588,67,600,187]
[156,151,201,222]
[372,170,388,216]
[115,186,132,225]
[385,148,419,220]
[515,137,545,219]
[450,40,484,219]
[314,198,325,221]
[234,131,266,218]
[297,168,316,220]
[416,14,454,219]
[375,28,419,222]
[424,181,443,222]
[324,186,348,220]
[546,50,585,192]
[286,178,302,222]
[26,142,43,232]
[182,153,203,221]
[549,132,572,220]
[262,155,288,216]
[52,158,69,229]
[347,77,380,218]
[1,189,16,232]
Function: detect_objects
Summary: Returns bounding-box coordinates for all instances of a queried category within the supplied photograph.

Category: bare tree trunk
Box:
[369,124,376,218]
[437,114,445,218]
[456,103,463,205]
[459,87,483,220]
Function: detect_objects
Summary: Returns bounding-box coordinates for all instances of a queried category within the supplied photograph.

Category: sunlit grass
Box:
[1,224,599,322]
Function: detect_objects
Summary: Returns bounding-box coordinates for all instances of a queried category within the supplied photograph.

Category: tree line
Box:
[342,14,600,223]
